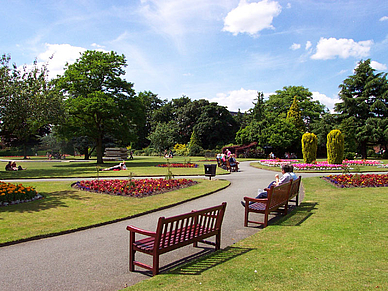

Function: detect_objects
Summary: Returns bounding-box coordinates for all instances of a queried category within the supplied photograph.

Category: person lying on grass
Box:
[101,162,127,171]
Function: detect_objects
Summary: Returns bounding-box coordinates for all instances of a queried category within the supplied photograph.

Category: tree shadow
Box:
[0,191,90,213]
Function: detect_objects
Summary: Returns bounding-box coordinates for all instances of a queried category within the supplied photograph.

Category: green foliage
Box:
[336,59,388,158]
[188,144,203,156]
[327,129,344,164]
[54,50,143,163]
[189,129,201,148]
[287,96,305,132]
[0,54,63,158]
[173,143,189,156]
[147,121,178,154]
[265,86,325,128]
[301,132,317,163]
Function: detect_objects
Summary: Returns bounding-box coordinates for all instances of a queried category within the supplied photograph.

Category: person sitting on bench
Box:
[241,164,295,206]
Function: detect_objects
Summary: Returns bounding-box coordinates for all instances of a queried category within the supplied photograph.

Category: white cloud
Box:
[370,60,387,70]
[290,43,301,50]
[36,43,87,78]
[305,41,312,50]
[311,37,373,60]
[212,88,259,112]
[223,0,282,36]
[312,91,339,113]
[379,16,388,21]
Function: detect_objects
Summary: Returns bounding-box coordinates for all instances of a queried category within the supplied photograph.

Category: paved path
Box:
[0,162,322,291]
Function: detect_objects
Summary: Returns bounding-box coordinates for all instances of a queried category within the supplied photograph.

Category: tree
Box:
[0,54,62,158]
[265,86,326,129]
[301,132,317,163]
[327,129,344,164]
[287,96,305,132]
[54,50,143,163]
[335,59,388,158]
[148,121,178,154]
[137,91,166,148]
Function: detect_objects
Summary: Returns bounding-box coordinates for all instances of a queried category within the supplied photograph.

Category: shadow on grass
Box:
[165,246,253,276]
[274,201,319,227]
[0,191,90,213]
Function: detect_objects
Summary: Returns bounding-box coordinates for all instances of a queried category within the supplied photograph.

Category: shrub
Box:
[301,132,317,163]
[189,144,203,156]
[173,143,189,156]
[327,129,344,164]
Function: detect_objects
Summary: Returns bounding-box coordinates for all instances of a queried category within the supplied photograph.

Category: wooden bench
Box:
[225,159,238,172]
[289,176,302,206]
[127,202,227,276]
[243,180,292,228]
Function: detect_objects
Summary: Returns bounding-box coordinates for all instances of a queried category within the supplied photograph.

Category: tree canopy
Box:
[335,59,388,158]
[54,50,143,163]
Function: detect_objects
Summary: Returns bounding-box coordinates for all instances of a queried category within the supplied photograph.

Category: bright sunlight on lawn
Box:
[0,179,229,245]
[125,177,388,291]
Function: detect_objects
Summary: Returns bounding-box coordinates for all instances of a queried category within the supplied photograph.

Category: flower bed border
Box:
[72,178,199,198]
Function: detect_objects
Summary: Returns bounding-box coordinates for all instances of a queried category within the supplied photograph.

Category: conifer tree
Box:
[301,132,317,163]
[287,96,305,132]
[327,129,344,164]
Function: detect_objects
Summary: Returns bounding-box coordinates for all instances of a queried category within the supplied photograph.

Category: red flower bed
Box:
[155,163,198,168]
[323,174,388,188]
[72,178,198,197]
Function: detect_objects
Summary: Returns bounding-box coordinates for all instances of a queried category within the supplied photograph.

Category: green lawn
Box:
[0,156,230,179]
[125,177,388,291]
[0,178,230,245]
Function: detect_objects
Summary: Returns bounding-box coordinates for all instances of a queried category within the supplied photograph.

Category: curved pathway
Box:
[0,161,323,291]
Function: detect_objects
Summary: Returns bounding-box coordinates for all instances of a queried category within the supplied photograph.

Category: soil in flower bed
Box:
[155,163,198,168]
[72,178,198,197]
[322,173,388,188]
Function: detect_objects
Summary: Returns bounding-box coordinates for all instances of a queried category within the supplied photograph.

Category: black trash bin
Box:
[204,164,217,180]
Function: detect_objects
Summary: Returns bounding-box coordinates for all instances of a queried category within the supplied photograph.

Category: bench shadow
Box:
[0,191,90,213]
[164,246,253,275]
[273,201,318,227]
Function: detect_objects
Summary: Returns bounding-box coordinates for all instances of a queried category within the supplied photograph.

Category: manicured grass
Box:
[125,177,388,291]
[0,156,229,179]
[0,178,230,245]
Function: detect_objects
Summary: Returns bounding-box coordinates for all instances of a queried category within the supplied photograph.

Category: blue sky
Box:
[1,0,388,112]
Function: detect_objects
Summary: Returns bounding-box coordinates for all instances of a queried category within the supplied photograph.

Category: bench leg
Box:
[244,207,249,227]
[129,232,135,272]
[152,254,160,276]
[215,233,221,250]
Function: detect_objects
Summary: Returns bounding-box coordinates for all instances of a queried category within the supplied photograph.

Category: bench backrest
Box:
[155,202,227,252]
[267,181,292,209]
[289,176,301,199]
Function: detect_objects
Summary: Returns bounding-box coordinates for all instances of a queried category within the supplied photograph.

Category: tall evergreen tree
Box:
[335,59,388,158]
[287,96,305,132]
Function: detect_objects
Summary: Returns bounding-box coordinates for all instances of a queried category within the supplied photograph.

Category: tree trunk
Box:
[82,148,89,160]
[96,135,103,164]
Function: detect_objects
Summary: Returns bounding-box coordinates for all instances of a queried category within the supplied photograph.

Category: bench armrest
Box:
[126,225,156,237]
[243,196,268,203]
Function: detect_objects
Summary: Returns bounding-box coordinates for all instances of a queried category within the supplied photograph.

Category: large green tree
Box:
[335,59,388,158]
[265,86,326,129]
[0,54,62,158]
[54,50,143,163]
